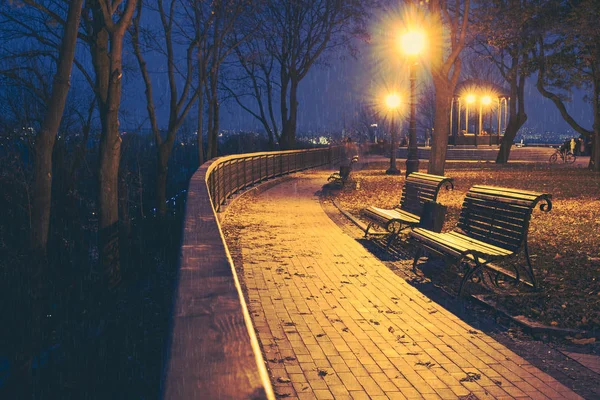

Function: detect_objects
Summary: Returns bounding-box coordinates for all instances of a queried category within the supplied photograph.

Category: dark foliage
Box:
[0,132,195,398]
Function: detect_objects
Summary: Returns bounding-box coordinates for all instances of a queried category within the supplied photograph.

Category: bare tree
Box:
[0,0,85,388]
[27,0,83,256]
[131,0,201,217]
[230,0,372,149]
[534,0,600,171]
[470,0,538,164]
[194,0,253,160]
[427,0,471,175]
[224,34,281,148]
[82,0,138,290]
[349,103,380,143]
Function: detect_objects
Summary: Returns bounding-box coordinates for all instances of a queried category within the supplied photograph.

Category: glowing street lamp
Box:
[401,29,426,177]
[385,93,402,175]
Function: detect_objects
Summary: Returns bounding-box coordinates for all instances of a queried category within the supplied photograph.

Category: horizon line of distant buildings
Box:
[2,125,583,145]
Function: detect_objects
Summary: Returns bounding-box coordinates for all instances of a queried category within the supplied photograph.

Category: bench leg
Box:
[412,247,424,273]
[457,256,487,297]
[385,232,398,249]
[523,242,538,289]
[364,222,372,237]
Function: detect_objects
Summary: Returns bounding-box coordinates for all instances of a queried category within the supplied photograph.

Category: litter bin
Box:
[339,165,351,180]
[418,201,446,232]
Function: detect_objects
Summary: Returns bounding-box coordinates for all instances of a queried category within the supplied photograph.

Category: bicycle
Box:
[549,147,576,164]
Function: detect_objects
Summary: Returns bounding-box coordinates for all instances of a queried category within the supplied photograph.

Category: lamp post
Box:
[479,95,492,146]
[385,93,401,175]
[401,30,426,177]
[464,93,475,146]
[465,94,475,135]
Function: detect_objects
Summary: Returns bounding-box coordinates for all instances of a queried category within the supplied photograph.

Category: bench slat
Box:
[472,185,547,199]
[447,232,514,255]
[465,191,540,208]
[410,172,451,184]
[411,229,512,266]
[362,206,420,225]
[461,199,530,219]
[458,216,525,238]
[460,226,523,251]
[413,229,512,256]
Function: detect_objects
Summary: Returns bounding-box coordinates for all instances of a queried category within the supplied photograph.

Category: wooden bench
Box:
[409,185,552,296]
[361,173,454,245]
[327,156,359,187]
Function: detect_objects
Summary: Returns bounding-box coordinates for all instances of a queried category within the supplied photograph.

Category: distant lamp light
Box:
[481,95,492,105]
[465,94,476,104]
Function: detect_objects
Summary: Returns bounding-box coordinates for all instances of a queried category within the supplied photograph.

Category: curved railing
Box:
[162,147,342,400]
[207,147,343,211]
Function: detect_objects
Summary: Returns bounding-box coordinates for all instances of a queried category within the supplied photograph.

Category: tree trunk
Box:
[206,67,219,159]
[591,79,600,171]
[287,79,298,149]
[212,87,220,158]
[280,78,298,150]
[591,129,600,171]
[30,0,83,254]
[23,0,83,385]
[428,80,451,175]
[496,113,526,163]
[156,141,170,217]
[118,166,131,263]
[206,86,214,159]
[98,32,126,291]
[197,82,204,165]
[279,70,290,149]
[497,62,527,163]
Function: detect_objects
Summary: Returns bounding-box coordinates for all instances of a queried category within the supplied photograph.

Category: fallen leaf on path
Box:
[571,337,596,345]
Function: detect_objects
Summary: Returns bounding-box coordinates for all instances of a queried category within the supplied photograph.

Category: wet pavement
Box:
[222,170,587,400]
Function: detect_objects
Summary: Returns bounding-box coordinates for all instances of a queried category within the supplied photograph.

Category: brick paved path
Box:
[223,171,582,400]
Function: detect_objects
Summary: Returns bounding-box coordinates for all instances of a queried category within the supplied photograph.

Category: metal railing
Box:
[206,147,343,212]
[163,146,341,400]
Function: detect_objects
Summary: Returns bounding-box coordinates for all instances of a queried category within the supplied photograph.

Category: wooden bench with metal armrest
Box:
[409,185,552,296]
[328,156,359,187]
[361,173,454,245]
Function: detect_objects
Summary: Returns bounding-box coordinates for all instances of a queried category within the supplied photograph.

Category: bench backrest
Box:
[399,173,454,215]
[458,185,552,252]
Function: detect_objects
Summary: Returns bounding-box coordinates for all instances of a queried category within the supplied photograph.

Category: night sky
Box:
[119,36,593,137]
